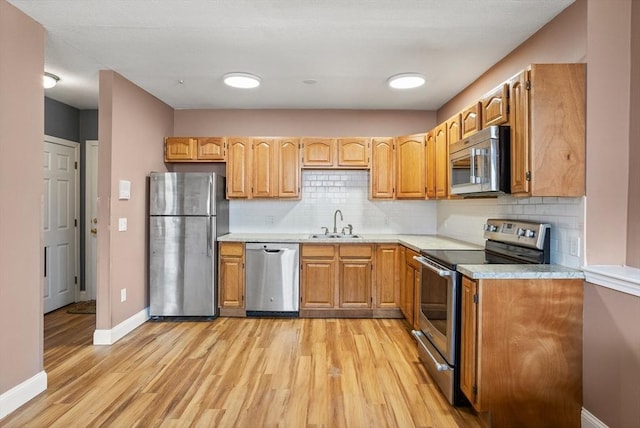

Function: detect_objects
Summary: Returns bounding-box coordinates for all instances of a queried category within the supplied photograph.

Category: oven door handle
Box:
[411,330,452,372]
[413,256,452,277]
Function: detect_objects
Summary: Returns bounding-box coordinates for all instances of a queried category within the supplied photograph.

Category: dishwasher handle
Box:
[264,249,283,254]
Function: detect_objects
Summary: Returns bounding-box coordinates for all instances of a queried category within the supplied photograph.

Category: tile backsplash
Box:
[229,170,585,268]
[230,170,437,235]
[437,196,585,268]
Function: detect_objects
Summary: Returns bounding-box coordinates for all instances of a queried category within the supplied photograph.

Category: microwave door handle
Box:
[413,256,452,277]
[470,147,477,183]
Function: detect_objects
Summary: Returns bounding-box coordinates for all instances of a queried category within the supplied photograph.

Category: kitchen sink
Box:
[308,233,362,239]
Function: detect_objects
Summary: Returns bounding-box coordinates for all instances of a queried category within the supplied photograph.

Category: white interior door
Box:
[85,140,98,301]
[44,137,79,313]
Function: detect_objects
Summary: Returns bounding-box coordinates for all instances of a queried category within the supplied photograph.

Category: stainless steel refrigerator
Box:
[149,172,228,317]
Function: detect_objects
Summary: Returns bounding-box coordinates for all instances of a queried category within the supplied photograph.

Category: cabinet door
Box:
[446,114,461,146]
[425,130,436,199]
[481,83,509,128]
[370,138,395,199]
[374,244,399,308]
[277,138,300,198]
[509,70,530,195]
[226,137,252,198]
[337,138,370,168]
[339,259,372,308]
[434,124,449,198]
[460,276,478,408]
[197,137,226,161]
[252,138,277,198]
[301,259,335,308]
[219,243,245,309]
[461,103,482,138]
[165,137,196,161]
[301,138,335,167]
[395,134,426,199]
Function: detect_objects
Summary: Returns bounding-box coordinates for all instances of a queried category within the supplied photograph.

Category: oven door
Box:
[413,255,457,365]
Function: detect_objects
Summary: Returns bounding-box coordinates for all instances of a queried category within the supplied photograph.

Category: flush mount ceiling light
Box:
[43,72,60,89]
[223,72,261,89]
[387,73,426,89]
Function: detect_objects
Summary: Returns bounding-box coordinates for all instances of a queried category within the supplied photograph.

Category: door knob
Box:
[91,227,97,235]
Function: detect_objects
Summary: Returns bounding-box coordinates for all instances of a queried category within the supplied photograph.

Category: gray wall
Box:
[44,96,98,294]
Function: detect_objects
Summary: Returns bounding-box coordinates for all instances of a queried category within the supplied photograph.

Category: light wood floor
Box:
[1,309,482,427]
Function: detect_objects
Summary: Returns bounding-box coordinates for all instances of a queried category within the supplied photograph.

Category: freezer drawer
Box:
[149,216,217,316]
[245,243,300,315]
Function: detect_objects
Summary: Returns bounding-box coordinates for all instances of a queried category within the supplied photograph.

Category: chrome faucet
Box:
[333,209,343,233]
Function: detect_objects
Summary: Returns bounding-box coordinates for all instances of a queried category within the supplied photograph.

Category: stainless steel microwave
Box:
[449,125,510,196]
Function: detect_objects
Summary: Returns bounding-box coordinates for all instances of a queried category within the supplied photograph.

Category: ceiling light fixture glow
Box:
[223,72,261,89]
[387,73,426,89]
[43,72,60,89]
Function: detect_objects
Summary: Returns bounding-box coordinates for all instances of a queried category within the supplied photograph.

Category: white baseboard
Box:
[0,371,47,419]
[582,408,609,428]
[93,307,149,345]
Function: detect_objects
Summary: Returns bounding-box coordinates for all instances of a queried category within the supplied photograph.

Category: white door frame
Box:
[84,140,99,301]
[44,135,80,306]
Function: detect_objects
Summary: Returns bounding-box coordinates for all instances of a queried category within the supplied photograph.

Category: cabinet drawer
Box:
[339,244,373,259]
[220,242,244,257]
[405,248,420,269]
[302,244,335,258]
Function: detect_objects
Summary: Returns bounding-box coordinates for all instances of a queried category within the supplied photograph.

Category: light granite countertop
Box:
[217,233,482,253]
[457,264,585,280]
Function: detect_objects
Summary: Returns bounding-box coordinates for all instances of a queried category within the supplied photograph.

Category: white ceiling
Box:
[9,0,575,111]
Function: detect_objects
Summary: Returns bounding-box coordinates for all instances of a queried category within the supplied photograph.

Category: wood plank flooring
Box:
[1,309,481,427]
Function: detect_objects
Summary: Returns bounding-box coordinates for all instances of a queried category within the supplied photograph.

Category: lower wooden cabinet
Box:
[218,242,245,316]
[299,243,401,318]
[460,276,583,428]
[400,247,420,329]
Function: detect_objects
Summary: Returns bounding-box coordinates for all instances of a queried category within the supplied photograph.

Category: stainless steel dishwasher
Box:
[245,243,300,317]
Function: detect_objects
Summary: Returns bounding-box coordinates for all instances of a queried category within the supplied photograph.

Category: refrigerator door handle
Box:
[207,217,212,257]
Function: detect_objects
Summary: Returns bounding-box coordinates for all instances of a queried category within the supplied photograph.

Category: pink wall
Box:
[437,0,587,121]
[627,2,640,267]
[97,71,172,329]
[0,0,45,394]
[585,0,632,265]
[583,284,640,427]
[174,109,436,137]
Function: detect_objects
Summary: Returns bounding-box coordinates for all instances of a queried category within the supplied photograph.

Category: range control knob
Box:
[485,224,498,232]
[516,228,526,237]
[525,229,536,238]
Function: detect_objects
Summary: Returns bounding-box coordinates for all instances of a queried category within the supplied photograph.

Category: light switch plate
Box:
[118,180,131,200]
[118,217,127,231]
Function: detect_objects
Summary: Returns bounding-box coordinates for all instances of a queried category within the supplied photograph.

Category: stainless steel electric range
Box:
[411,219,551,405]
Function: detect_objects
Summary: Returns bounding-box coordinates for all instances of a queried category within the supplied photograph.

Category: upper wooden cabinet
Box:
[252,138,278,198]
[301,138,335,167]
[446,114,461,146]
[228,137,300,199]
[302,137,370,169]
[197,137,226,161]
[165,137,196,161]
[509,64,586,197]
[481,83,509,128]
[434,123,449,199]
[226,137,252,198]
[460,276,583,427]
[165,137,226,162]
[277,138,301,198]
[461,103,482,138]
[370,137,395,199]
[337,138,370,168]
[395,134,426,199]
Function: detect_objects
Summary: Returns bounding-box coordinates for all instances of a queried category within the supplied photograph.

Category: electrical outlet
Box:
[265,215,274,226]
[384,216,390,226]
[118,217,127,231]
[120,288,126,302]
[570,237,581,257]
